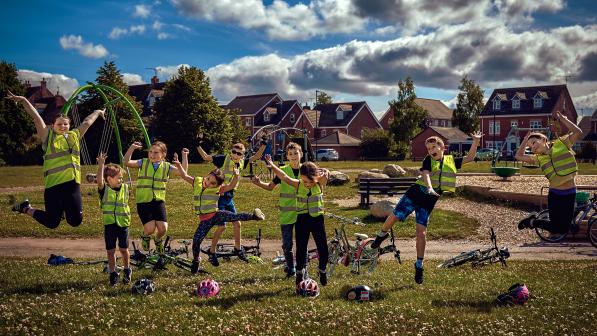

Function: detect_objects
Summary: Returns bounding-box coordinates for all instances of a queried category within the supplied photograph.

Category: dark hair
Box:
[103,163,123,182]
[299,161,319,180]
[286,142,303,154]
[51,113,70,124]
[209,168,225,186]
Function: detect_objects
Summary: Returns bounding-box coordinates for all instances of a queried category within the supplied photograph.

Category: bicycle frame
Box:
[535,192,597,243]
[438,228,509,268]
[201,229,262,261]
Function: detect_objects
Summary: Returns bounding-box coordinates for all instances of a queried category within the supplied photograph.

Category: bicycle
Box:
[200,229,262,262]
[534,191,597,247]
[272,248,319,270]
[326,218,401,277]
[437,228,509,268]
[130,237,207,273]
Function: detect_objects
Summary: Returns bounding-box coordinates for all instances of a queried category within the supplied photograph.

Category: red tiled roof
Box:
[316,131,361,146]
[312,102,366,127]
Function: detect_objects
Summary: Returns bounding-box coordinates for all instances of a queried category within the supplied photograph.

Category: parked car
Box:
[315,148,339,161]
[475,148,499,161]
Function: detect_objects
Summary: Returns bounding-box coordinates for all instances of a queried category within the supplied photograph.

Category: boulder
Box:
[370,200,395,218]
[383,164,406,177]
[356,171,390,183]
[327,171,349,186]
[403,167,421,177]
[369,168,382,173]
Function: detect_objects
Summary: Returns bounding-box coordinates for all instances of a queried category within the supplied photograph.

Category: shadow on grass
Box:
[431,299,497,313]
[2,281,96,295]
[195,288,289,309]
[221,275,281,286]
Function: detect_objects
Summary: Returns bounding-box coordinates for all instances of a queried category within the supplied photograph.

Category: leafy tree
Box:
[154,66,233,162]
[580,141,597,163]
[0,61,39,165]
[388,77,427,159]
[452,75,484,134]
[227,108,250,145]
[359,128,393,158]
[316,91,333,105]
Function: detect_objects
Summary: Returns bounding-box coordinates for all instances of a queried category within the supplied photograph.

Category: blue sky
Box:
[2,0,597,116]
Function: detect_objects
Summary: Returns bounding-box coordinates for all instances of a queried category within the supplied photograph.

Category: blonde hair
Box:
[528,132,548,141]
[425,136,444,147]
[151,141,168,156]
[103,163,123,181]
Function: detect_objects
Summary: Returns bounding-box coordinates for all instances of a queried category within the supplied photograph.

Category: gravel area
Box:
[456,175,597,195]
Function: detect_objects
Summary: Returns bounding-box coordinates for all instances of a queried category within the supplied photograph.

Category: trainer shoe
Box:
[109,271,119,286]
[208,251,220,267]
[235,247,249,263]
[154,238,165,255]
[191,260,200,274]
[295,269,304,286]
[517,212,537,230]
[286,267,296,278]
[370,231,389,249]
[319,269,328,286]
[253,208,266,220]
[11,200,30,214]
[414,264,424,284]
[122,268,132,284]
[141,236,151,251]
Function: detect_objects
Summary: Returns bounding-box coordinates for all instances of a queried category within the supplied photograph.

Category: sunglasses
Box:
[231,150,244,156]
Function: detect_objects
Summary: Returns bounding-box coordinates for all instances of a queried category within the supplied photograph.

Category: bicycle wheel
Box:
[327,241,342,277]
[588,215,597,249]
[534,209,568,243]
[437,250,480,268]
[352,240,379,274]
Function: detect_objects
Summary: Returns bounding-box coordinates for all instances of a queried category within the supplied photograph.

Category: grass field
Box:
[0,258,594,335]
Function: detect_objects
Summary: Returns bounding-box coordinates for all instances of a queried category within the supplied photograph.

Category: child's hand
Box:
[4,90,25,102]
[97,152,107,163]
[94,108,106,120]
[181,148,189,156]
[172,153,180,165]
[317,168,330,179]
[251,176,261,184]
[233,166,240,176]
[470,131,483,141]
[129,141,142,150]
[553,110,566,121]
[264,154,273,164]
[427,187,440,197]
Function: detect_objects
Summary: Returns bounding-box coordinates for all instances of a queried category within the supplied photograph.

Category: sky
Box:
[2,0,597,118]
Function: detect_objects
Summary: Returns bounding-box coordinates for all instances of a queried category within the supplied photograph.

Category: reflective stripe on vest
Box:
[42,129,81,188]
[296,181,324,217]
[222,154,244,190]
[193,177,221,215]
[101,183,131,227]
[135,159,170,203]
[537,139,577,181]
[279,165,300,225]
[416,155,457,193]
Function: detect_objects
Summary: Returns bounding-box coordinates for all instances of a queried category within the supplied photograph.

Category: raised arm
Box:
[96,152,107,190]
[5,90,48,138]
[222,167,240,192]
[196,145,213,162]
[264,154,299,188]
[78,108,106,137]
[555,111,583,145]
[249,142,267,163]
[251,176,277,191]
[462,131,483,165]
[123,141,142,168]
[514,132,537,165]
[181,148,189,172]
[172,153,194,185]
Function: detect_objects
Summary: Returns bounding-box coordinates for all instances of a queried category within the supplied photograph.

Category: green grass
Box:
[0,258,594,335]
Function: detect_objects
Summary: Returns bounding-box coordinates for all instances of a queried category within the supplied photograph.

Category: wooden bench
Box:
[358,177,419,208]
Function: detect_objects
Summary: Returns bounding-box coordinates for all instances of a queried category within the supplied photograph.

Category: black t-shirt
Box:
[98,185,122,199]
[212,154,250,170]
[273,167,300,185]
[420,155,463,172]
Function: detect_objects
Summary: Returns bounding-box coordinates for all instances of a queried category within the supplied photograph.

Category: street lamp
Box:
[315,89,321,160]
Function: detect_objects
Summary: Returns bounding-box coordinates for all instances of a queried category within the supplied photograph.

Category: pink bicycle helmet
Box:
[197,279,220,298]
[296,279,320,298]
[497,283,529,305]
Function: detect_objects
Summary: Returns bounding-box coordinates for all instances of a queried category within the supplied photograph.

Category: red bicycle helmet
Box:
[497,283,529,305]
[197,279,220,298]
[296,279,320,298]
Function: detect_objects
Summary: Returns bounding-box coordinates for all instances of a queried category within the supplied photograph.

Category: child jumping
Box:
[265,155,330,287]
[197,141,266,263]
[515,111,583,233]
[7,90,105,229]
[123,141,188,254]
[96,153,132,286]
[371,131,483,284]
[252,142,303,277]
[171,153,265,274]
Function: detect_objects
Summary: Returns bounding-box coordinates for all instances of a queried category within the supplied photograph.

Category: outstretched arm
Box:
[96,153,107,190]
[181,148,189,172]
[78,108,106,137]
[249,142,267,163]
[555,111,583,145]
[514,132,537,165]
[421,170,440,197]
[196,145,213,162]
[462,131,483,165]
[123,141,142,168]
[264,154,299,188]
[5,90,48,139]
[251,176,277,191]
[316,168,330,187]
[172,153,194,185]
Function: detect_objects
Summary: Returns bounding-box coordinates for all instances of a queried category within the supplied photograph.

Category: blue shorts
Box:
[393,194,432,227]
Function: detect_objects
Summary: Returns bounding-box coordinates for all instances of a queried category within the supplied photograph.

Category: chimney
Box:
[25,80,31,88]
[303,103,310,110]
[151,75,159,87]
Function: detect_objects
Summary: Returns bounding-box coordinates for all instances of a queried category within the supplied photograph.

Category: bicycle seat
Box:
[354,233,369,240]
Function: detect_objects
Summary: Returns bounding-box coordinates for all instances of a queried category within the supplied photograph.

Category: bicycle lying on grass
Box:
[130,236,207,274]
[437,228,509,268]
[326,213,401,277]
[200,229,262,262]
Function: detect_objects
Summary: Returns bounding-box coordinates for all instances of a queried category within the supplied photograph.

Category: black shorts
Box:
[137,200,167,224]
[104,224,129,250]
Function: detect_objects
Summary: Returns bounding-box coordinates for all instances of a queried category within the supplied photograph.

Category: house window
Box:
[148,96,156,107]
[533,98,542,109]
[290,113,295,123]
[495,141,503,151]
[263,111,270,122]
[511,120,518,128]
[530,120,542,129]
[489,121,501,135]
[336,110,343,120]
[512,98,520,109]
[320,129,326,137]
[486,141,494,149]
[493,100,501,110]
[245,118,251,127]
[388,116,394,125]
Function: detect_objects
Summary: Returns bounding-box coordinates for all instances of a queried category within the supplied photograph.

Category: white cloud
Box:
[109,25,146,39]
[59,35,109,58]
[122,73,145,85]
[152,20,164,30]
[17,69,79,98]
[156,64,191,79]
[172,23,191,31]
[134,4,151,18]
[157,32,171,39]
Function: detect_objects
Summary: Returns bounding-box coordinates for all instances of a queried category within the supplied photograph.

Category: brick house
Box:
[480,84,578,156]
[315,131,362,160]
[310,101,382,140]
[379,98,453,130]
[24,78,67,124]
[579,109,597,145]
[410,126,471,160]
[128,76,165,117]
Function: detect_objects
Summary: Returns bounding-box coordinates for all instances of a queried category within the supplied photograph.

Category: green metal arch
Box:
[60,83,150,166]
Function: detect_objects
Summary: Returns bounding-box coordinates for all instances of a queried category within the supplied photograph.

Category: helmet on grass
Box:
[296,279,320,298]
[197,279,220,298]
[345,285,372,302]
[497,283,529,305]
[131,278,155,295]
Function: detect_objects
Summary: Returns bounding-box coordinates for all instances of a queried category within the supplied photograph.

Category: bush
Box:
[579,141,597,163]
[359,128,393,158]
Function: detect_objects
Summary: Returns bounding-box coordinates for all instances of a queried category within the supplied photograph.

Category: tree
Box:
[0,61,39,165]
[359,128,393,158]
[316,91,333,105]
[580,141,597,164]
[452,75,484,134]
[154,66,233,162]
[388,77,427,159]
[227,108,250,145]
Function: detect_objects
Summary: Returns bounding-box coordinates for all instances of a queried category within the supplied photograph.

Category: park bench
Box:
[358,177,419,208]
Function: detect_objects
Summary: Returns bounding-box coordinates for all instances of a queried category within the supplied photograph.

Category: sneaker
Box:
[235,247,249,263]
[414,264,424,284]
[319,270,327,286]
[517,212,537,230]
[141,236,151,251]
[122,268,132,284]
[154,238,165,255]
[295,269,304,286]
[109,271,119,286]
[370,232,389,249]
[286,268,296,278]
[208,251,220,267]
[11,200,30,214]
[253,208,266,220]
[191,260,200,274]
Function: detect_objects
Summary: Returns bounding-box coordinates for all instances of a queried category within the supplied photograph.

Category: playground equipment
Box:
[491,126,550,179]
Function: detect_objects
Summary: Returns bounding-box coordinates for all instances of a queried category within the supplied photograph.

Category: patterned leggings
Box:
[192,210,254,260]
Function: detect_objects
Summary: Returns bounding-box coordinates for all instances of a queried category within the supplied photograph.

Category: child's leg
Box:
[371,196,413,248]
[30,185,66,229]
[209,226,226,253]
[155,221,168,239]
[415,223,427,260]
[294,219,310,272]
[118,227,130,269]
[62,182,83,227]
[104,224,118,272]
[232,220,242,250]
[107,249,117,272]
[281,224,295,272]
[311,219,329,272]
[534,190,576,234]
[192,218,218,261]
